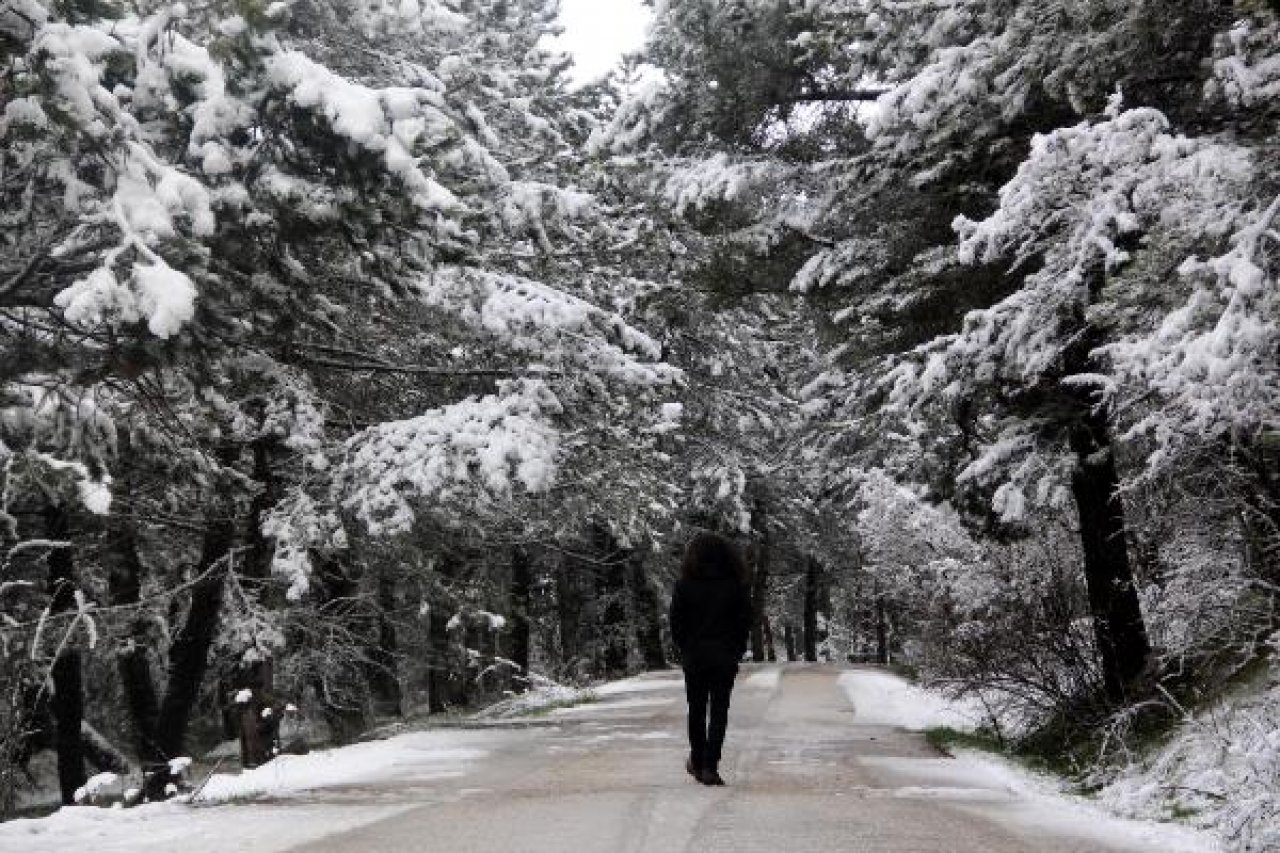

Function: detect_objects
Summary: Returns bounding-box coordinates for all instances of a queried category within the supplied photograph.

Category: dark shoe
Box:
[686,757,703,783]
[701,766,726,786]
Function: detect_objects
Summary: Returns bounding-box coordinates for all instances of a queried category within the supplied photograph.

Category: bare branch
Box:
[297,353,545,378]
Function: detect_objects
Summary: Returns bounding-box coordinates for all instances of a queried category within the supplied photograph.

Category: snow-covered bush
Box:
[1098,663,1280,853]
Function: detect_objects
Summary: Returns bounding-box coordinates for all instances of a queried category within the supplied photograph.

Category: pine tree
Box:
[609,0,1279,705]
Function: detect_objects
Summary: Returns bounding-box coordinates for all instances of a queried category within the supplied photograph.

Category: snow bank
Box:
[1095,672,1280,853]
[0,726,494,852]
[195,731,487,803]
[473,671,683,719]
[0,801,414,853]
[593,671,684,697]
[547,696,672,717]
[838,669,982,731]
[472,682,588,719]
[844,670,1226,851]
[743,667,781,691]
[945,750,1223,853]
[860,752,1219,851]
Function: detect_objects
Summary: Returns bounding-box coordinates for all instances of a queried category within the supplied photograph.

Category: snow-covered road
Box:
[0,666,1220,852]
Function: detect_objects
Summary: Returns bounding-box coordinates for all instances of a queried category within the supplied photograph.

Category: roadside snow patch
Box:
[548,696,671,716]
[862,751,1221,852]
[594,672,684,697]
[839,669,981,731]
[195,731,487,802]
[0,802,414,853]
[1095,673,1280,853]
[949,750,1223,853]
[472,681,587,719]
[744,668,782,691]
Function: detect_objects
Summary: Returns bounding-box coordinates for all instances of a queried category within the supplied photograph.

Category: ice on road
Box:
[0,665,1220,853]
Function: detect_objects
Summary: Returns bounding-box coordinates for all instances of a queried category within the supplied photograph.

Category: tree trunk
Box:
[237,671,270,769]
[556,557,585,679]
[366,567,402,716]
[783,624,797,662]
[50,650,85,805]
[509,547,533,684]
[874,579,889,666]
[456,625,476,707]
[151,507,234,786]
[244,438,279,581]
[747,491,772,663]
[748,542,770,663]
[1242,446,1280,587]
[802,557,820,662]
[426,557,457,714]
[1069,412,1151,702]
[106,512,164,769]
[310,553,366,740]
[593,525,629,678]
[311,678,362,744]
[117,632,162,762]
[43,505,86,806]
[426,610,450,715]
[628,555,667,670]
[232,438,280,765]
[483,621,503,695]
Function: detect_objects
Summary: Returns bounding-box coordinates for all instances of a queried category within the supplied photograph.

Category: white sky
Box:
[552,0,653,85]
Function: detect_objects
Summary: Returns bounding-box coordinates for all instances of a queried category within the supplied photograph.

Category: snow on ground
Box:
[859,751,1220,852]
[1094,671,1280,853]
[546,696,671,716]
[473,670,682,719]
[2,667,1234,853]
[848,670,1224,853]
[580,730,675,744]
[593,671,684,696]
[195,731,488,802]
[841,667,1270,852]
[593,666,778,696]
[0,729,493,853]
[948,750,1223,853]
[839,668,983,731]
[744,666,782,691]
[471,681,588,719]
[0,801,416,853]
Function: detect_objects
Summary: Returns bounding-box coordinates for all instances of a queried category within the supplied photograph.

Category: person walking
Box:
[669,532,752,786]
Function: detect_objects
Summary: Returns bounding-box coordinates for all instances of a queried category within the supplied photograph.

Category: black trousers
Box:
[683,665,737,770]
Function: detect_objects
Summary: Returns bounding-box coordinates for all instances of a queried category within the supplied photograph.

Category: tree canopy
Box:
[2,1,1278,845]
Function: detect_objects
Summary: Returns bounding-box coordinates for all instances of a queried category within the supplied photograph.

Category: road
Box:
[282,665,1201,853]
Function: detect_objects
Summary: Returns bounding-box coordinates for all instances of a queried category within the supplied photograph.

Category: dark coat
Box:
[669,570,752,671]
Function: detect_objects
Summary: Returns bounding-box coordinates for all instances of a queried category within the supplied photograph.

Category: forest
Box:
[1,0,1277,849]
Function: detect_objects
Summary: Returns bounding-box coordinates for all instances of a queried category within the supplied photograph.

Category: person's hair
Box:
[681,532,748,583]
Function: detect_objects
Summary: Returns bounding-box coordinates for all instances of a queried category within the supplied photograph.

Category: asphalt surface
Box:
[283,665,1173,853]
